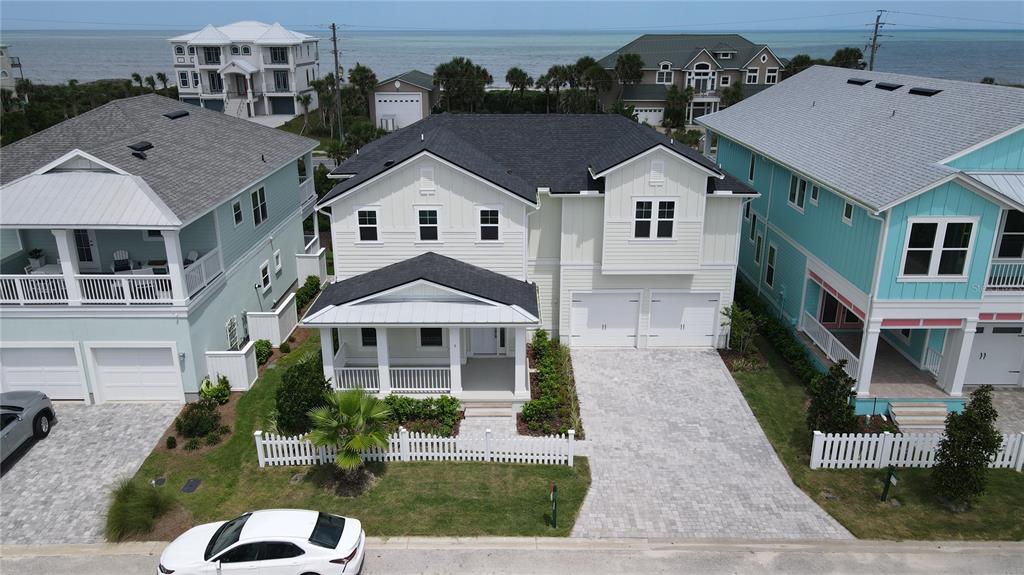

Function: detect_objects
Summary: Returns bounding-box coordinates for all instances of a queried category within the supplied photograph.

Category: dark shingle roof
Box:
[376,69,434,90]
[307,252,539,317]
[597,34,770,70]
[0,94,318,223]
[621,84,670,101]
[324,114,721,203]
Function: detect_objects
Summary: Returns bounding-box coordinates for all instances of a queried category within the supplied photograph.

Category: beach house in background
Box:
[0,94,322,404]
[371,70,437,131]
[168,21,320,121]
[0,43,24,100]
[699,66,1024,428]
[598,34,784,126]
[305,114,755,409]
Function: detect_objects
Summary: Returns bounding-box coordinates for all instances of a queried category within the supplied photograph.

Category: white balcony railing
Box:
[800,311,861,379]
[77,275,174,304]
[184,248,223,297]
[987,261,1024,290]
[390,367,451,393]
[0,275,69,304]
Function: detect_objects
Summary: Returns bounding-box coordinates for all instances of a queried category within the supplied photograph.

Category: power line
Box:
[888,10,1024,27]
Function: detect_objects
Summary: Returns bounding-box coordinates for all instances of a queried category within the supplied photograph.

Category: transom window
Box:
[250,187,267,227]
[788,176,807,211]
[996,210,1024,259]
[746,68,758,84]
[420,328,443,347]
[270,47,289,64]
[478,208,500,241]
[417,209,439,241]
[360,328,377,348]
[765,245,777,287]
[232,200,243,226]
[765,68,778,84]
[633,200,675,238]
[357,209,378,241]
[901,219,975,279]
[656,62,673,85]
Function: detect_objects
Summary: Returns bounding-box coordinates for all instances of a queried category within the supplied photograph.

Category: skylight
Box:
[163,110,190,119]
[875,82,903,91]
[908,87,942,97]
[127,141,153,152]
[847,78,871,86]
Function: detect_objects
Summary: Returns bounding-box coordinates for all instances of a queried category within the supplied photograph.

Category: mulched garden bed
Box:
[156,392,240,457]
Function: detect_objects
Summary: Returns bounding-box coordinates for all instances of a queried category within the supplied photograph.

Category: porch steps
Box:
[889,402,949,433]
[463,402,515,418]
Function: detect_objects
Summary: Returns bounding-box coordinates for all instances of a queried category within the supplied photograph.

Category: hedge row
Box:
[733,280,822,385]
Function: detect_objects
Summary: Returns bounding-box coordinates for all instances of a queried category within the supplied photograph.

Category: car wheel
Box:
[33,413,51,439]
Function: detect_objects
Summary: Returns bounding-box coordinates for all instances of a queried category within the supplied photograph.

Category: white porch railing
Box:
[247,292,297,347]
[184,248,223,297]
[987,261,1024,290]
[0,274,69,304]
[800,311,861,378]
[390,367,451,393]
[335,368,381,391]
[923,347,942,375]
[206,340,259,391]
[77,275,174,304]
[810,430,1024,471]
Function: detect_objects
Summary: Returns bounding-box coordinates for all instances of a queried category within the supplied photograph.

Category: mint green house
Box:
[700,67,1024,426]
[0,94,323,404]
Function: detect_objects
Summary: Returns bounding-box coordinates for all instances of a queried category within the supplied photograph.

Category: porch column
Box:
[448,327,462,394]
[514,327,528,396]
[944,319,977,397]
[319,327,334,381]
[51,229,82,305]
[376,327,391,394]
[161,230,187,304]
[856,320,881,396]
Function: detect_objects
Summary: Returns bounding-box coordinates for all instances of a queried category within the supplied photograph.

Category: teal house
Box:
[0,94,323,403]
[700,67,1024,425]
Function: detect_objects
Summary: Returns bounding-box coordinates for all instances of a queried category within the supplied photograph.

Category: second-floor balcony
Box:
[986,260,1024,291]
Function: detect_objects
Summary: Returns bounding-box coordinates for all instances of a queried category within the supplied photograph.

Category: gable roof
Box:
[0,94,319,224]
[322,114,727,205]
[698,66,1024,212]
[377,70,434,91]
[307,252,539,318]
[598,34,772,71]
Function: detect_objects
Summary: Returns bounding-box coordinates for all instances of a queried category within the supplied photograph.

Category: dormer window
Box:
[716,51,734,60]
[656,62,673,85]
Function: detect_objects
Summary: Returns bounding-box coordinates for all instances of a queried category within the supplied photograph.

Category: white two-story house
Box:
[0,94,322,404]
[169,21,320,119]
[304,114,756,406]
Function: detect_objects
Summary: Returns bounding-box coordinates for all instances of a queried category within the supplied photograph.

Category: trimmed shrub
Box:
[279,341,291,354]
[520,330,581,436]
[255,340,273,365]
[531,328,550,360]
[104,479,175,542]
[199,374,231,405]
[932,385,1003,508]
[295,275,322,310]
[274,354,331,435]
[174,398,221,438]
[165,436,177,449]
[383,395,461,436]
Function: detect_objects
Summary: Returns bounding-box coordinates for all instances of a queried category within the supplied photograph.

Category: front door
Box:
[73,229,99,272]
[471,328,499,355]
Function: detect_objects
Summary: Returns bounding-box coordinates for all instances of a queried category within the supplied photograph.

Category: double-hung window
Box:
[788,176,806,211]
[250,187,267,227]
[259,261,271,293]
[633,200,674,238]
[656,62,673,84]
[178,71,189,87]
[765,245,777,287]
[746,68,758,84]
[478,208,500,241]
[996,210,1024,258]
[656,201,675,238]
[417,208,439,241]
[765,68,778,84]
[232,200,243,226]
[357,209,378,242]
[900,218,975,279]
[634,201,652,238]
[360,328,377,348]
[754,234,764,265]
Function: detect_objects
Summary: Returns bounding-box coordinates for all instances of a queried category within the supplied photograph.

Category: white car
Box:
[158,509,365,575]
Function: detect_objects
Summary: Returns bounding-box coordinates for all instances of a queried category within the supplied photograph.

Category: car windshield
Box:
[308,512,346,549]
[205,513,251,560]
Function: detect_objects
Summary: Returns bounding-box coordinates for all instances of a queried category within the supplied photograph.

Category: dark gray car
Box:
[1,391,57,462]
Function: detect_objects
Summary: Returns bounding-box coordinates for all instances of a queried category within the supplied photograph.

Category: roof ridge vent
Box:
[128,141,153,152]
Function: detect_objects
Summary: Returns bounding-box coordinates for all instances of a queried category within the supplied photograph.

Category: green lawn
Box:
[279,114,333,149]
[732,339,1024,540]
[129,332,590,539]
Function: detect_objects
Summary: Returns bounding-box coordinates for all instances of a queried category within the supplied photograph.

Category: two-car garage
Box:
[569,291,720,348]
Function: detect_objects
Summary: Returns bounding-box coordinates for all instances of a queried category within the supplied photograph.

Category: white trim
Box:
[787,175,807,213]
[259,260,272,293]
[250,186,268,228]
[631,197,677,240]
[938,123,1024,166]
[809,184,820,206]
[745,68,758,84]
[877,172,1024,214]
[231,200,244,227]
[356,206,380,243]
[418,166,436,194]
[896,216,979,282]
[765,67,778,84]
[754,233,764,266]
[415,206,441,243]
[765,243,777,288]
[649,159,665,185]
[31,149,129,177]
[567,289,642,348]
[0,341,92,404]
[590,144,722,180]
[141,229,164,242]
[358,326,378,350]
[476,205,502,242]
[741,45,784,69]
[681,48,718,70]
[417,326,445,349]
[272,249,282,273]
[719,75,730,86]
[82,340,185,405]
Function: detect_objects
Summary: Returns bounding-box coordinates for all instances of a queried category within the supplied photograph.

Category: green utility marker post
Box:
[881,466,898,502]
[550,482,558,528]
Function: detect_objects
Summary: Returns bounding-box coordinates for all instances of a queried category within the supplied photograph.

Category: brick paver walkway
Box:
[570,348,850,540]
[0,403,180,544]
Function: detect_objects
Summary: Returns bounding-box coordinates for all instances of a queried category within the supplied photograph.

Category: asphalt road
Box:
[3,539,1023,575]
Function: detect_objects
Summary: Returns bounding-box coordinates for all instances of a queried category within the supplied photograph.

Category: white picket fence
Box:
[810,430,1024,471]
[254,427,575,468]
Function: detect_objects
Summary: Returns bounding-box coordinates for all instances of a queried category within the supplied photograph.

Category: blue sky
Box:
[1,1,1021,31]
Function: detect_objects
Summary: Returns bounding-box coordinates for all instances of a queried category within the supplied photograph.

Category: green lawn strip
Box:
[130,332,591,538]
[733,338,1024,541]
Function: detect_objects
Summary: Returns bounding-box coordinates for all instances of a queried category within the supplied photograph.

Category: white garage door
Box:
[0,347,85,400]
[375,92,423,131]
[570,292,640,347]
[648,292,720,347]
[967,324,1023,386]
[91,347,181,402]
[635,107,664,126]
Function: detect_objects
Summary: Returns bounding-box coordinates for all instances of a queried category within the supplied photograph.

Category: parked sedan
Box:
[159,509,365,575]
[1,391,56,462]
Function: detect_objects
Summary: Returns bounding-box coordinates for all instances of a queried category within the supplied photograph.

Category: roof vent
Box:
[384,160,394,167]
[875,82,903,91]
[163,110,189,119]
[131,151,147,160]
[847,78,871,86]
[908,87,942,97]
[128,141,153,152]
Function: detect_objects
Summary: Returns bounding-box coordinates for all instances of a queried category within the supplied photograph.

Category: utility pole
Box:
[330,23,344,143]
[868,10,887,71]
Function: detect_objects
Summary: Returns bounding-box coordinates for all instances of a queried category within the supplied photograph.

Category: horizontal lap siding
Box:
[528,263,559,333]
[602,221,702,271]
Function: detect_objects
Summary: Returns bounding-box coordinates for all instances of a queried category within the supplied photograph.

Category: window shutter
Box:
[420,167,436,192]
[650,160,665,184]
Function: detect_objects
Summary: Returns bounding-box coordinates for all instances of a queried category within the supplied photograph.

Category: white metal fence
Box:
[255,427,576,468]
[810,430,1024,471]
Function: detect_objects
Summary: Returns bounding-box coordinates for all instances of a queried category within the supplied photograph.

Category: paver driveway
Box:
[570,348,850,540]
[0,402,180,545]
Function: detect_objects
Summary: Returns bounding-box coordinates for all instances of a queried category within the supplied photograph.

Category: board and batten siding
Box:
[946,128,1024,172]
[601,149,707,273]
[330,156,528,280]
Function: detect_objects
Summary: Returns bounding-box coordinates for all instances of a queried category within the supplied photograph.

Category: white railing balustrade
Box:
[255,427,576,468]
[184,248,223,297]
[77,275,174,304]
[923,347,942,375]
[334,368,380,391]
[0,275,69,304]
[390,367,451,393]
[810,430,1024,471]
[800,312,860,378]
[987,261,1024,290]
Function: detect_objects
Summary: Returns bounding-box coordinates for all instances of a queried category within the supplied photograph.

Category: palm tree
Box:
[347,63,377,118]
[505,66,533,96]
[545,65,568,110]
[131,73,143,91]
[156,72,169,90]
[144,75,157,92]
[614,53,644,87]
[534,74,551,113]
[295,93,312,134]
[306,389,391,470]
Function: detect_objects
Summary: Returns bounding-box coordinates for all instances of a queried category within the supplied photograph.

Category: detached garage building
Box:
[370,70,436,131]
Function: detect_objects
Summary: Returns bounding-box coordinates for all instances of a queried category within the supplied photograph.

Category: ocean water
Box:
[0,29,1021,86]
